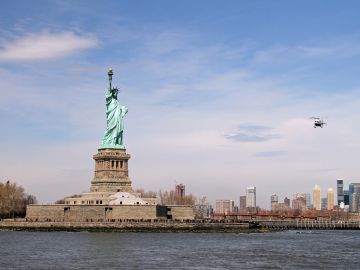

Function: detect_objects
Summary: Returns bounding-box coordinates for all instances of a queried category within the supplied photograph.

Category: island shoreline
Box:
[0,221,272,233]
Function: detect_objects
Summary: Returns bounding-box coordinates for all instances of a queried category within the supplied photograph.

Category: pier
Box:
[259,220,360,230]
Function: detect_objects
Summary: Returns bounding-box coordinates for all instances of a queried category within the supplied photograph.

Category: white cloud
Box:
[224,124,281,142]
[0,31,98,61]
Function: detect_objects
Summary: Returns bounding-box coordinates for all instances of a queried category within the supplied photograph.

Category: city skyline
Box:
[2,1,360,208]
[217,179,359,211]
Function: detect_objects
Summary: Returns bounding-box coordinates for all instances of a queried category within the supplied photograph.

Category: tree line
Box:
[135,189,210,219]
[0,181,37,219]
[135,189,196,205]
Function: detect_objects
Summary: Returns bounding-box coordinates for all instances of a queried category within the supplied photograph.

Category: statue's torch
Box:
[108,68,113,88]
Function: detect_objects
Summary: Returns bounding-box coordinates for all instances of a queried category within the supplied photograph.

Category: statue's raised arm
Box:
[100,69,128,149]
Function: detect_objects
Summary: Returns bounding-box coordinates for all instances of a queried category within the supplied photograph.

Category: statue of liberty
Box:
[100,68,128,149]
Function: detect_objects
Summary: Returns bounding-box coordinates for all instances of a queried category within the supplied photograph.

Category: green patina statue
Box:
[100,68,128,149]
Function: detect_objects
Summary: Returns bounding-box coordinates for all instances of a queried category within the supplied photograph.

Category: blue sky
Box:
[2,1,360,208]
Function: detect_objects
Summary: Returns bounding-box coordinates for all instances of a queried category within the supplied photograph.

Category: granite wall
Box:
[26,204,194,222]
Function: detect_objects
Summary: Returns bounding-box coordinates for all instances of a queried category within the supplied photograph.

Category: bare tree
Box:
[158,190,196,205]
[158,190,176,205]
[0,181,37,218]
[24,195,37,205]
[54,199,65,204]
[134,189,157,198]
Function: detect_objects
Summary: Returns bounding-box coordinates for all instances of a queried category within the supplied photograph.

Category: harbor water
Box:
[0,230,359,269]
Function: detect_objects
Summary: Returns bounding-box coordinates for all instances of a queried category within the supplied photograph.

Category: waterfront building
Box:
[292,197,306,211]
[270,194,278,211]
[194,201,213,219]
[337,179,344,206]
[273,202,291,212]
[215,200,234,214]
[246,187,256,208]
[349,183,360,212]
[239,196,246,210]
[351,193,357,212]
[327,188,335,210]
[313,185,321,210]
[206,204,214,218]
[351,192,360,212]
[321,198,328,210]
[284,197,290,207]
[349,183,354,211]
[294,193,311,209]
[304,193,311,209]
[344,190,350,205]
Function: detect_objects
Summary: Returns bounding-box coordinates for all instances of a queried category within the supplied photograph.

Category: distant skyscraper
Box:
[349,183,360,212]
[292,197,307,211]
[204,204,213,218]
[327,188,335,210]
[270,194,278,211]
[284,197,290,206]
[273,202,291,212]
[349,183,354,205]
[313,185,321,210]
[239,196,246,210]
[337,179,344,206]
[351,193,359,212]
[349,183,354,212]
[175,184,185,198]
[294,193,311,209]
[349,183,355,211]
[344,190,350,205]
[246,187,256,208]
[321,198,328,210]
[215,200,234,214]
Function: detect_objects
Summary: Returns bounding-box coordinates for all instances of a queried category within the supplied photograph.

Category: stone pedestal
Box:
[90,148,133,193]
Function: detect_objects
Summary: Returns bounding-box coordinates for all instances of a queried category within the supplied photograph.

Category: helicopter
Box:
[309,117,326,128]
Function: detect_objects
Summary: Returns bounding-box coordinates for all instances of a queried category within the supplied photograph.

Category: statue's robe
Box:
[101,88,128,147]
